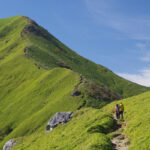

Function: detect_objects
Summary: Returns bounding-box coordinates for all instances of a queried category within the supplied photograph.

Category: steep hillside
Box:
[0,15,148,101]
[0,15,150,150]
[21,16,149,98]
[2,108,115,150]
[104,91,150,150]
[11,90,150,150]
[0,16,119,149]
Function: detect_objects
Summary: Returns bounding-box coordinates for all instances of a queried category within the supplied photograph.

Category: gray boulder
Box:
[3,139,17,150]
[46,112,73,132]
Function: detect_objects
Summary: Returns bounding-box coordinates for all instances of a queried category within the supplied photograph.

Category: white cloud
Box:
[118,69,150,87]
[85,0,150,40]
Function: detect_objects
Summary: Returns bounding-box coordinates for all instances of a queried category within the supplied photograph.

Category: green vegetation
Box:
[0,15,150,150]
[103,91,150,150]
[12,108,114,150]
[0,64,86,149]
[0,16,84,148]
[2,90,150,150]
[21,16,149,98]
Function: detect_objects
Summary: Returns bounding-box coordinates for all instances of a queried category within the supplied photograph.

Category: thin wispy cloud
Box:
[135,42,150,62]
[140,52,150,62]
[118,69,150,87]
[85,0,150,40]
[84,0,150,86]
[136,43,147,49]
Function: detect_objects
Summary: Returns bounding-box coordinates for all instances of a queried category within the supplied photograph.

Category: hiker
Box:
[119,102,124,120]
[115,104,120,120]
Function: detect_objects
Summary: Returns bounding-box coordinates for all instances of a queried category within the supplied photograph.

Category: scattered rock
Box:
[56,61,72,70]
[0,57,4,61]
[46,112,73,132]
[3,139,17,150]
[21,18,50,41]
[5,40,9,43]
[72,76,83,96]
[72,89,81,96]
[77,100,86,110]
[111,115,129,150]
[23,47,30,57]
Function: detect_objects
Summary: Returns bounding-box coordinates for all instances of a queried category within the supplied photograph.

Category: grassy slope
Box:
[21,16,149,98]
[0,16,150,150]
[0,16,86,149]
[13,91,150,150]
[103,91,150,150]
[0,16,117,149]
[13,108,114,150]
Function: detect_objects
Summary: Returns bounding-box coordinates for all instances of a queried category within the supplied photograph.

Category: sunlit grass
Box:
[103,91,150,150]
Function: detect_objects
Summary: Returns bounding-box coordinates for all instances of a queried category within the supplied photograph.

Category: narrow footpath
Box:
[111,115,129,150]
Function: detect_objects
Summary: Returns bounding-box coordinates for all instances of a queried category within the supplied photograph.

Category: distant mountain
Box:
[0,16,149,149]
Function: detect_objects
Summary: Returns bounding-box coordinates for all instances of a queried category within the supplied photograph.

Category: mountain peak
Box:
[0,16,149,95]
[0,16,149,150]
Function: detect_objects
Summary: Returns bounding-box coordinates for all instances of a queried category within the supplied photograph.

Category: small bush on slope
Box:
[103,91,150,150]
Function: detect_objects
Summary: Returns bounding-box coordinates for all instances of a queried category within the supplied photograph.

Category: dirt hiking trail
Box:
[111,115,129,150]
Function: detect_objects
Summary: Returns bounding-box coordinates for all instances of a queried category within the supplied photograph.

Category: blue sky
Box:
[0,0,150,86]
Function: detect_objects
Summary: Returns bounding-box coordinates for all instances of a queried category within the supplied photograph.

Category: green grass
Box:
[0,64,86,148]
[103,91,150,150]
[0,15,150,150]
[21,16,149,98]
[0,16,85,148]
[2,90,150,150]
[12,108,114,150]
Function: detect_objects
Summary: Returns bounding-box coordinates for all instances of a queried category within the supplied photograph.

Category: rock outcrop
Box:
[3,139,17,150]
[72,76,83,96]
[46,112,73,132]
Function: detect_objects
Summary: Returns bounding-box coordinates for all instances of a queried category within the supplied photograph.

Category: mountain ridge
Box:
[20,15,149,97]
[0,15,150,150]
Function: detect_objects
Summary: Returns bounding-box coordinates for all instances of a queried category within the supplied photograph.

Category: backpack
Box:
[119,103,124,112]
[115,106,119,113]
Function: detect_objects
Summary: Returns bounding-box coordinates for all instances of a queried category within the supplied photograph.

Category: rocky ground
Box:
[111,115,129,150]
